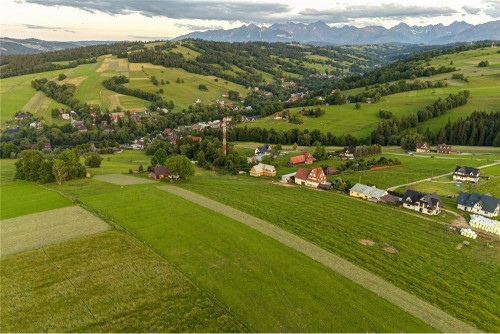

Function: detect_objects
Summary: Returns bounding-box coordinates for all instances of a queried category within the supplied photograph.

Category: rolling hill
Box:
[0,38,116,54]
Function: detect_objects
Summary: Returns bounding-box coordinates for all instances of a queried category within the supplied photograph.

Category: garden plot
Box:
[93,173,155,185]
[0,206,109,256]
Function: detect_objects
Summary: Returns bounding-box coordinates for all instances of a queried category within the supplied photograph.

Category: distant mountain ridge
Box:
[174,20,500,45]
[0,38,116,54]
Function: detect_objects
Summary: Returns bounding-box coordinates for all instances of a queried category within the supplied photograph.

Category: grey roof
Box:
[403,189,443,210]
[456,191,500,213]
[454,166,480,177]
[351,183,387,199]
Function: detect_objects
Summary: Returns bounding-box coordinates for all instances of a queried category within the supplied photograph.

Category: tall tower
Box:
[222,118,227,156]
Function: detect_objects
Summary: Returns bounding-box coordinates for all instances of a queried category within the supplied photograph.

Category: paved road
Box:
[387,161,500,191]
[159,185,480,333]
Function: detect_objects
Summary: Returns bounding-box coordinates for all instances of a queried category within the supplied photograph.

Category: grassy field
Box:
[0,230,244,332]
[0,68,70,127]
[176,173,500,332]
[0,181,72,219]
[47,178,435,332]
[0,206,110,256]
[240,47,500,137]
[128,66,247,111]
[87,150,151,175]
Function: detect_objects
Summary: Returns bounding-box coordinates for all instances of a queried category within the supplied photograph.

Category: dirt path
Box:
[159,185,479,333]
[387,161,500,191]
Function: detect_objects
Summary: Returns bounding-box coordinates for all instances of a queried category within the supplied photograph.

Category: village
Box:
[245,141,500,239]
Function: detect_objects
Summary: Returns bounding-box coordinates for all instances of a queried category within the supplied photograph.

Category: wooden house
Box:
[287,151,314,166]
[148,166,171,179]
[250,163,276,177]
[437,143,451,154]
[415,142,430,153]
[294,167,327,188]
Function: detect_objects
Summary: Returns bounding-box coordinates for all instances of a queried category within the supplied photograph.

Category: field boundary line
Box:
[160,185,480,333]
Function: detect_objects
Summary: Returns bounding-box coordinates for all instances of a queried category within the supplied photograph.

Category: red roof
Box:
[289,155,305,164]
[310,167,323,178]
[301,151,312,158]
[295,168,310,180]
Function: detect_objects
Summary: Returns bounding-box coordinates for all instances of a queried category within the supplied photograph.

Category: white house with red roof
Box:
[294,167,327,188]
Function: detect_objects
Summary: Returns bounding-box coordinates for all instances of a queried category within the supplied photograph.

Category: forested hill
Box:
[0,38,117,55]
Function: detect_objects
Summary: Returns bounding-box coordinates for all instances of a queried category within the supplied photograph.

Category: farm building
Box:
[148,166,171,179]
[294,167,327,188]
[287,152,314,166]
[274,112,283,120]
[342,146,356,159]
[349,183,388,202]
[416,142,430,153]
[281,172,296,183]
[324,166,336,175]
[437,143,451,154]
[402,189,443,215]
[250,163,276,177]
[380,194,401,204]
[456,192,500,217]
[453,166,481,183]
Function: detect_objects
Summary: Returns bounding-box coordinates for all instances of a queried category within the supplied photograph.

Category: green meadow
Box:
[177,173,500,332]
[46,178,435,332]
[0,230,244,332]
[128,66,247,111]
[240,47,500,137]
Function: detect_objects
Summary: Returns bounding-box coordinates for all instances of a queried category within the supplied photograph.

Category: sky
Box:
[0,0,499,41]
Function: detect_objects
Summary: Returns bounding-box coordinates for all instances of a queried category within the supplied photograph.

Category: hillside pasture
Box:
[0,231,243,332]
[177,174,500,332]
[128,66,247,111]
[51,179,435,332]
[0,206,110,256]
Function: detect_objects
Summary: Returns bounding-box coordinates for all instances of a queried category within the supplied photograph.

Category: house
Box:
[15,112,31,120]
[61,113,70,120]
[456,192,500,217]
[349,183,388,202]
[402,189,443,215]
[148,166,171,179]
[187,135,202,143]
[324,166,336,175]
[342,146,356,159]
[366,98,372,104]
[281,172,296,183]
[416,142,430,153]
[195,98,201,104]
[250,163,276,177]
[437,143,451,154]
[43,142,52,150]
[247,155,258,164]
[274,112,283,120]
[255,144,272,156]
[78,125,88,132]
[453,166,481,183]
[287,152,314,166]
[294,167,327,188]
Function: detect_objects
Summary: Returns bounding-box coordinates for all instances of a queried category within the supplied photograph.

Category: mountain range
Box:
[0,38,115,54]
[174,20,500,45]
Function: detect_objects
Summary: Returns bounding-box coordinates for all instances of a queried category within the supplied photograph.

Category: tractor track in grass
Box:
[159,185,480,333]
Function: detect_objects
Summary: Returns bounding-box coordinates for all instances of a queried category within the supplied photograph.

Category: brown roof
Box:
[416,142,429,149]
[295,168,310,180]
[153,166,170,176]
[289,155,305,164]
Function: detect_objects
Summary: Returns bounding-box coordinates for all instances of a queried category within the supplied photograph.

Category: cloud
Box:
[23,0,290,23]
[298,3,457,23]
[462,6,481,15]
[174,23,224,31]
[24,24,75,33]
[482,0,500,18]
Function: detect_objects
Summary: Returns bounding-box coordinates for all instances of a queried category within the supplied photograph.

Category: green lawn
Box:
[0,230,243,332]
[1,181,72,219]
[86,150,150,176]
[48,178,435,332]
[176,174,500,332]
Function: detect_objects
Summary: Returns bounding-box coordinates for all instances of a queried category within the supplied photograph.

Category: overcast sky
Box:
[1,0,499,41]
